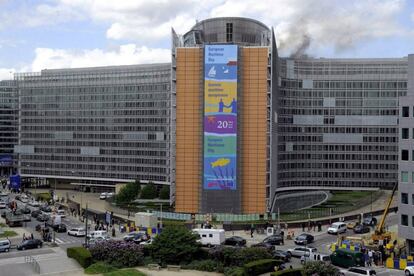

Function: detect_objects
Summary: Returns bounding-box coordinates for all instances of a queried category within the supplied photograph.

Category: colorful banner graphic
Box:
[203,45,238,190]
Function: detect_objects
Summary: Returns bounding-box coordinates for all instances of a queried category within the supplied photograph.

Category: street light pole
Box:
[84,203,88,247]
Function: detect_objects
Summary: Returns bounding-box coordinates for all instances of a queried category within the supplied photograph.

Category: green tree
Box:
[140,182,158,199]
[149,226,200,265]
[302,261,339,276]
[159,185,170,200]
[115,180,141,204]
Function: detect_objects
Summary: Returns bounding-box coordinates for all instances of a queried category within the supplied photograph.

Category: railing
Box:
[24,255,40,274]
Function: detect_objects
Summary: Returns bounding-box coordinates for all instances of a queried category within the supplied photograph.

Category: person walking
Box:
[302,222,306,232]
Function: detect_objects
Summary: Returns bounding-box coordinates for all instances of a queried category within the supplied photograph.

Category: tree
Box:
[159,185,170,200]
[302,261,339,276]
[115,180,141,204]
[149,226,200,265]
[140,182,158,199]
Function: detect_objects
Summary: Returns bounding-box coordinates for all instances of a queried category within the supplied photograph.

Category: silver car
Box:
[287,246,317,257]
[339,267,376,276]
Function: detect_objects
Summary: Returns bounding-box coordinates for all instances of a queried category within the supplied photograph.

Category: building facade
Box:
[172,18,279,214]
[15,65,171,191]
[398,54,414,256]
[0,80,18,177]
[276,58,407,200]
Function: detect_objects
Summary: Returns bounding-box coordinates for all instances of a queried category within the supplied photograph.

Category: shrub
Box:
[302,261,339,276]
[224,267,246,276]
[103,268,146,276]
[84,262,117,274]
[149,226,200,265]
[67,247,92,268]
[35,192,52,202]
[244,259,283,276]
[212,246,272,267]
[182,259,219,272]
[271,269,304,276]
[89,240,144,268]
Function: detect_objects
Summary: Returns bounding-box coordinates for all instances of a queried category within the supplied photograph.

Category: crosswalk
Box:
[53,235,83,245]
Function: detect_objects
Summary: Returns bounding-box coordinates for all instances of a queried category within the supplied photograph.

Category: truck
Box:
[5,210,25,227]
[193,228,225,247]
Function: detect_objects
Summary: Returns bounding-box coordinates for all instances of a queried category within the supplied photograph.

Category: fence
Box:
[24,255,40,274]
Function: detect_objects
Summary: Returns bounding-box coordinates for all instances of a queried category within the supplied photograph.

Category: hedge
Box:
[224,266,246,276]
[244,259,283,276]
[67,247,93,268]
[271,268,304,276]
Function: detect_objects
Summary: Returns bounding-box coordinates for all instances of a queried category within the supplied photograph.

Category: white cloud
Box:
[0,68,15,80]
[31,44,171,72]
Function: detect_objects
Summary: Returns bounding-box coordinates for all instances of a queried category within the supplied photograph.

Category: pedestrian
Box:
[281,230,284,245]
[368,250,373,266]
[313,222,316,231]
[250,224,254,238]
[31,233,34,240]
[22,233,26,241]
[112,227,116,237]
[302,222,305,232]
[364,251,370,267]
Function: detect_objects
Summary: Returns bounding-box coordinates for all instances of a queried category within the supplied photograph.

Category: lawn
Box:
[0,230,18,238]
[103,269,146,276]
[85,262,117,274]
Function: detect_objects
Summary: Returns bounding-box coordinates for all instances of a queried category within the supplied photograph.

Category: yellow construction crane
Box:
[371,183,397,244]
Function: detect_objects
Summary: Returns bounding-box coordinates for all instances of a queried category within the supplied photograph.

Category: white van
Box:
[328,222,347,234]
[57,209,65,218]
[87,230,108,239]
[0,239,10,252]
[193,229,225,246]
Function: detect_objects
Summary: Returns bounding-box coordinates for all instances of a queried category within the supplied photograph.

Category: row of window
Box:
[280,126,397,134]
[401,214,414,227]
[279,109,398,116]
[279,163,397,170]
[400,171,414,183]
[280,89,405,98]
[279,153,397,161]
[401,193,414,204]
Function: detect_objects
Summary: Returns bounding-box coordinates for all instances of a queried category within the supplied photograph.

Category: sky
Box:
[0,0,414,80]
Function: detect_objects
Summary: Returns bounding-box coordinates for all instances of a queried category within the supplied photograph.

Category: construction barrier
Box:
[385,256,414,270]
[330,242,362,252]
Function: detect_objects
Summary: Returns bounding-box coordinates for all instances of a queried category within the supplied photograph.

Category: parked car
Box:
[362,216,377,226]
[57,209,66,218]
[263,234,284,245]
[53,223,67,233]
[287,246,317,258]
[0,239,11,252]
[16,195,29,203]
[99,193,107,200]
[347,221,360,229]
[273,249,291,262]
[404,266,414,276]
[23,214,31,222]
[339,266,376,275]
[17,239,42,250]
[139,238,153,246]
[0,201,6,209]
[67,228,86,237]
[36,213,49,222]
[301,252,331,265]
[28,201,40,207]
[85,236,110,247]
[294,233,314,245]
[224,236,246,247]
[39,205,52,213]
[251,242,274,251]
[20,206,31,214]
[31,210,42,218]
[123,231,147,243]
[328,222,347,234]
[353,224,370,234]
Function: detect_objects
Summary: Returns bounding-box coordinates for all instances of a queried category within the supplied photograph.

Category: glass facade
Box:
[278,58,407,190]
[15,64,171,187]
[0,80,18,176]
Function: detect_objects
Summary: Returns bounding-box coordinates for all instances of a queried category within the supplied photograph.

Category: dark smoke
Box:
[290,34,311,59]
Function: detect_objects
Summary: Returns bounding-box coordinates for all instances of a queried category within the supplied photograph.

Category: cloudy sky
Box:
[0,0,413,80]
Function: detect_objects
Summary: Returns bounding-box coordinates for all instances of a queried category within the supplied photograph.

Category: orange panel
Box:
[175,48,202,213]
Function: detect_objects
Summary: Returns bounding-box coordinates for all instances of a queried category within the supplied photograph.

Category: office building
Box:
[172,17,278,214]
[398,54,414,256]
[0,80,18,177]
[15,65,171,191]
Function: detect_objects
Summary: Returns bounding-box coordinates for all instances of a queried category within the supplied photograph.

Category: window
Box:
[209,234,213,238]
[402,128,409,139]
[402,214,409,226]
[402,106,409,117]
[412,194,414,205]
[226,23,233,42]
[412,216,414,227]
[402,193,408,204]
[402,150,409,161]
[402,171,409,182]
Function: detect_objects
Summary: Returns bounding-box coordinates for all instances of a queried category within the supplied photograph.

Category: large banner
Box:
[203,45,238,190]
[9,174,21,190]
[0,155,12,167]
